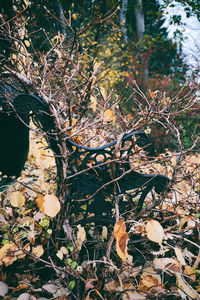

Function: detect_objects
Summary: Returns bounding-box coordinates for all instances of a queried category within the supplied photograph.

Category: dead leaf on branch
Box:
[103,109,115,123]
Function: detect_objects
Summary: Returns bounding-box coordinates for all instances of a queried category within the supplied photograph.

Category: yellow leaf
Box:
[32,245,44,257]
[9,191,25,208]
[36,194,60,217]
[103,109,115,123]
[145,219,164,245]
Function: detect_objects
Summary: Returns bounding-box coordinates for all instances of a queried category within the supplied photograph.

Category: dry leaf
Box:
[184,265,196,281]
[102,226,108,240]
[0,243,17,266]
[32,245,44,257]
[123,291,146,300]
[76,225,86,251]
[114,220,130,261]
[90,96,97,112]
[0,281,8,297]
[103,109,115,123]
[9,191,25,208]
[145,219,164,245]
[175,272,200,299]
[154,257,182,273]
[13,283,29,292]
[104,280,122,292]
[174,247,186,266]
[56,249,64,260]
[36,194,61,217]
[100,87,107,100]
[139,267,162,291]
[17,244,31,259]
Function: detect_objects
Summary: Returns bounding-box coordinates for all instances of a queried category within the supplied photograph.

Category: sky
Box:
[163,3,200,73]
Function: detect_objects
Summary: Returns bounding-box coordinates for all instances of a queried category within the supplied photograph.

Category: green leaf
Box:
[66,258,72,265]
[2,239,9,245]
[67,245,74,252]
[69,280,76,290]
[39,218,50,228]
[71,261,77,270]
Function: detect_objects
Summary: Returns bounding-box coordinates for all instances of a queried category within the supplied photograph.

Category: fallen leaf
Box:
[174,247,186,266]
[175,272,200,299]
[184,265,196,281]
[36,194,60,217]
[56,249,64,260]
[13,283,29,291]
[139,267,162,291]
[32,245,44,257]
[9,191,25,208]
[0,281,8,296]
[76,225,86,251]
[145,220,164,245]
[154,257,182,274]
[104,280,122,292]
[114,220,130,261]
[0,243,17,266]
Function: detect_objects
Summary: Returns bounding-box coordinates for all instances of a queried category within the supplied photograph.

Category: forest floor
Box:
[0,130,199,300]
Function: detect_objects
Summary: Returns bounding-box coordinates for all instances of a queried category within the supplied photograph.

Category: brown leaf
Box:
[139,267,162,291]
[114,221,130,261]
[85,278,97,291]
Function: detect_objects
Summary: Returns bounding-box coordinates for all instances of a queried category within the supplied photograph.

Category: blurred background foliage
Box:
[0,0,199,153]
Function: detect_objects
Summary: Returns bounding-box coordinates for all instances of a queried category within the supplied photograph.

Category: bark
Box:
[120,0,128,43]
[134,0,145,42]
[134,0,148,80]
[54,0,67,38]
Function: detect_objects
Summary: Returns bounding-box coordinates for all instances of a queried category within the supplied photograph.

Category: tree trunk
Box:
[120,0,128,43]
[54,0,67,38]
[134,0,148,80]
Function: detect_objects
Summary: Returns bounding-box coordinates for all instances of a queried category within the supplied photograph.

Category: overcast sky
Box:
[163,3,200,73]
